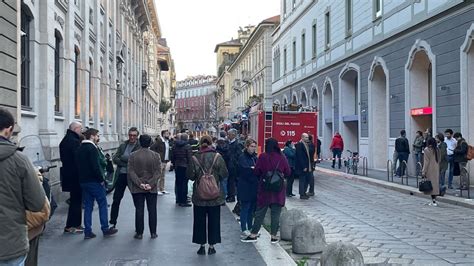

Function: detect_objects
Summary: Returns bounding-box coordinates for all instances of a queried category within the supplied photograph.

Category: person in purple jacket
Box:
[241,138,291,244]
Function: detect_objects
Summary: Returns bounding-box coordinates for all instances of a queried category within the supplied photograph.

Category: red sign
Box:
[411,107,432,116]
[272,112,318,147]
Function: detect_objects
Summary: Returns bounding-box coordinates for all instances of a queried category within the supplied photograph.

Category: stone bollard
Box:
[280,209,307,241]
[292,218,327,254]
[321,241,364,266]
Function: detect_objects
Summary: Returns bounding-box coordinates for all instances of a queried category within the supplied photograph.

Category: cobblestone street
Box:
[286,171,474,265]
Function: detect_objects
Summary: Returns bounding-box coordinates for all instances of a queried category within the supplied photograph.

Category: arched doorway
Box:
[322,78,334,159]
[311,86,319,111]
[461,24,474,154]
[300,90,308,107]
[291,93,298,104]
[339,64,360,155]
[369,57,389,170]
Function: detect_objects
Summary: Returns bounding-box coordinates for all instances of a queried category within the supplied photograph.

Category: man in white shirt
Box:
[444,129,457,189]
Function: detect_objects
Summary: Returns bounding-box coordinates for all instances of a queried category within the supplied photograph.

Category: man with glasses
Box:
[110,127,141,228]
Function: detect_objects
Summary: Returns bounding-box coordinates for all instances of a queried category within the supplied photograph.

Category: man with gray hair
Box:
[60,121,84,234]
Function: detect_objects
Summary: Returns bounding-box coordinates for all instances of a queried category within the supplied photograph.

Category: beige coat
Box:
[422,147,440,195]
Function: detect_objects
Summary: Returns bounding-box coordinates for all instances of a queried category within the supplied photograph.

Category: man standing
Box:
[76,128,117,239]
[453,132,469,190]
[0,108,46,265]
[171,133,193,207]
[395,130,410,177]
[226,129,243,203]
[150,130,171,195]
[296,133,313,200]
[188,133,200,153]
[110,127,141,228]
[330,132,344,169]
[444,129,457,189]
[307,135,316,196]
[128,135,162,239]
[59,121,83,234]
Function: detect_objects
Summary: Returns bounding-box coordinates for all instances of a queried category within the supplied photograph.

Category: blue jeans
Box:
[332,149,342,168]
[220,178,228,198]
[447,155,455,186]
[439,168,447,187]
[0,255,26,266]
[81,182,109,235]
[240,200,256,232]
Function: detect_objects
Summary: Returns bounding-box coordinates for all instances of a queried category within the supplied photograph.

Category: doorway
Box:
[339,68,359,154]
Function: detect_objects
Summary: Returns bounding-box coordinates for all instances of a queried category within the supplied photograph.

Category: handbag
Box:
[419,178,433,192]
[263,159,284,192]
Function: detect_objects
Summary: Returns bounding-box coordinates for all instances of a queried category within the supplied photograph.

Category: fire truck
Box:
[248,103,318,154]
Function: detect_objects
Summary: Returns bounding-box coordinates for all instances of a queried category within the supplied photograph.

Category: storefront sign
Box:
[410,107,432,116]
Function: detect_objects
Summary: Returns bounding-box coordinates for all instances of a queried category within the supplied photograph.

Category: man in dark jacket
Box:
[296,133,314,200]
[226,129,243,202]
[395,130,410,177]
[110,127,141,228]
[0,108,46,264]
[171,133,193,207]
[59,121,84,234]
[150,130,171,195]
[188,133,200,153]
[76,128,117,239]
[216,137,230,199]
[453,132,469,190]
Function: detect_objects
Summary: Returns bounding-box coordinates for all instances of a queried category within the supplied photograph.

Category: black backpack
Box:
[262,159,284,192]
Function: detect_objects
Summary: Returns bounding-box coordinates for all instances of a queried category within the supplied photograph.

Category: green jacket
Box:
[186,149,228,207]
[438,141,448,172]
[0,139,46,261]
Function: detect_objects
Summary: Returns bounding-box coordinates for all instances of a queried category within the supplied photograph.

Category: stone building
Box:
[175,75,217,136]
[272,0,474,177]
[14,0,173,197]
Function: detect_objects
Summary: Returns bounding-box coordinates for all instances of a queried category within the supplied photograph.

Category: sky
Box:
[154,0,280,81]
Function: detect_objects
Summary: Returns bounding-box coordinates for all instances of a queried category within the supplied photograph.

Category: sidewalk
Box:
[38,172,267,266]
[316,161,474,209]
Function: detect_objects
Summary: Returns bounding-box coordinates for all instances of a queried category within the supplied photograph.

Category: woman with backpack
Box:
[237,139,258,240]
[186,136,228,256]
[422,137,441,206]
[241,138,291,244]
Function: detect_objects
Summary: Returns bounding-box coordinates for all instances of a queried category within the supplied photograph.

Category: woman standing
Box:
[187,136,228,255]
[422,137,440,206]
[283,140,296,197]
[237,139,258,239]
[171,133,193,207]
[435,133,448,193]
[242,138,291,244]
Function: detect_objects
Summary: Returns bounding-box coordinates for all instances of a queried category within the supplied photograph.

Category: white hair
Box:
[69,121,82,130]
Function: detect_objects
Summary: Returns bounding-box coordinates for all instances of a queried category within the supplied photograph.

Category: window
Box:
[346,0,352,36]
[54,31,62,113]
[21,6,32,108]
[89,8,93,25]
[325,11,330,50]
[312,23,317,58]
[74,48,80,117]
[283,48,287,73]
[374,0,382,19]
[89,59,94,120]
[292,0,296,9]
[301,33,306,64]
[292,40,296,69]
[100,68,105,122]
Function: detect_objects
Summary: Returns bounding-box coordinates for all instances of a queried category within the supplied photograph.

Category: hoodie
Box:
[0,139,46,261]
[171,140,192,168]
[330,134,344,150]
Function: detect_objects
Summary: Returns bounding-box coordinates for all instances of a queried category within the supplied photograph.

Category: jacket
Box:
[453,138,468,163]
[76,141,104,183]
[26,196,50,241]
[395,136,410,154]
[237,151,258,202]
[127,148,162,194]
[188,138,200,152]
[254,152,291,208]
[186,148,228,206]
[295,141,314,175]
[422,147,440,196]
[59,129,81,192]
[150,137,170,162]
[0,139,46,261]
[438,141,448,172]
[283,146,296,169]
[113,140,141,169]
[330,134,344,151]
[227,139,244,177]
[171,140,192,168]
[215,139,230,165]
[413,136,423,154]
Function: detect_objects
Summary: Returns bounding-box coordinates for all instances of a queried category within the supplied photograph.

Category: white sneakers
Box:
[158,191,170,196]
[428,201,438,207]
[240,230,251,240]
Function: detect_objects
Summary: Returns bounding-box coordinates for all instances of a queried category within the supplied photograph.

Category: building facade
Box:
[16,0,172,197]
[228,16,280,115]
[272,0,474,178]
[175,75,217,136]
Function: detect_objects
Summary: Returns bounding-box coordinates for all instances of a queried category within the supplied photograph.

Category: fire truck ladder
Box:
[264,112,273,140]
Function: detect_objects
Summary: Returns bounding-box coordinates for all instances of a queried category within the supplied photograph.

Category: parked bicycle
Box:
[344,150,359,175]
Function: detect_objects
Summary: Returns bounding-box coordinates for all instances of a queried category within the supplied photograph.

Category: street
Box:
[286,171,474,265]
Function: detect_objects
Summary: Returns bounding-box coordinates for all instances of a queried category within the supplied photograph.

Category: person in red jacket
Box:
[330,132,344,169]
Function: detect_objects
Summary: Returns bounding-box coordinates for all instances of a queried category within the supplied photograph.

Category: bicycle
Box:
[344,150,359,175]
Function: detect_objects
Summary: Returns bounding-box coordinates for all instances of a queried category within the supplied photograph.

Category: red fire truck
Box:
[248,104,318,154]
